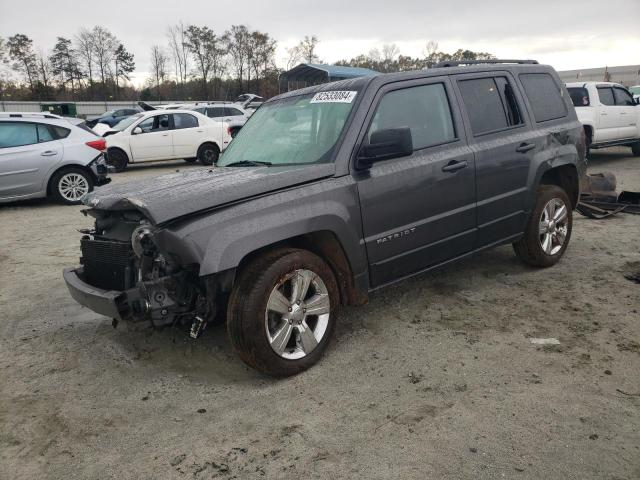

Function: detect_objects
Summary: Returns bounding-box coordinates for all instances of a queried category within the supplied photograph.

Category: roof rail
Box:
[0,112,63,119]
[433,59,539,68]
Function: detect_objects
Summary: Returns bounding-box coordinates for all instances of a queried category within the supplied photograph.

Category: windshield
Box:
[112,113,144,131]
[567,87,590,107]
[629,86,640,95]
[218,91,357,167]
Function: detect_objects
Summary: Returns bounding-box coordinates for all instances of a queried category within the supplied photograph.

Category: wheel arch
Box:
[46,163,95,196]
[537,164,580,209]
[106,146,130,163]
[231,230,367,306]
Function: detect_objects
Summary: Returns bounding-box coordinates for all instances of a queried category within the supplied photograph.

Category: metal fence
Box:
[0,100,182,117]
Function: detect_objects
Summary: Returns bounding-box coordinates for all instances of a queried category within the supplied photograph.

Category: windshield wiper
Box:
[223,160,272,167]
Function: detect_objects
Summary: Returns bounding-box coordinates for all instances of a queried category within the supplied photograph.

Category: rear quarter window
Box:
[519,73,568,122]
[567,87,590,107]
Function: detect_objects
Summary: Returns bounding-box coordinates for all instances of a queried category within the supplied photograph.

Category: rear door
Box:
[612,86,639,140]
[170,113,203,158]
[595,86,618,141]
[454,71,538,247]
[356,77,476,287]
[0,121,62,199]
[129,113,173,161]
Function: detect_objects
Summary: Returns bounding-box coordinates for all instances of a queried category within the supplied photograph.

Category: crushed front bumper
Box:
[63,267,128,320]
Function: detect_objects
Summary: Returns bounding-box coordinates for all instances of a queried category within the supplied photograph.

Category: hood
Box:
[83,164,335,224]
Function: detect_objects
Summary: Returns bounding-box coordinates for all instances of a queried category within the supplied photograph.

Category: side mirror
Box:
[357,127,413,169]
[132,126,143,135]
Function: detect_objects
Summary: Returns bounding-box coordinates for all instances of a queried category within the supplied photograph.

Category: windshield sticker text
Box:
[310,91,357,104]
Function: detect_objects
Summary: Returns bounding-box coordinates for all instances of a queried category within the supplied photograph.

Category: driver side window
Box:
[137,114,170,133]
[368,83,456,150]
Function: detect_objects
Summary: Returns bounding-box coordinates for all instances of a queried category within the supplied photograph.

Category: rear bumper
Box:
[63,267,127,320]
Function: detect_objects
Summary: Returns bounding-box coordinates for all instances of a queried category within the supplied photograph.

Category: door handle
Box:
[515,142,536,153]
[601,113,608,116]
[442,160,468,173]
[161,133,169,136]
[41,150,57,156]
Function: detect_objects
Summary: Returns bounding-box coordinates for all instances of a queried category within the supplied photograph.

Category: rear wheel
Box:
[631,140,640,156]
[51,167,94,205]
[197,143,219,166]
[107,149,128,172]
[513,185,572,268]
[227,248,339,377]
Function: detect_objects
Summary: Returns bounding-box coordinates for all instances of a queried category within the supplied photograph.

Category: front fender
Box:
[169,176,367,278]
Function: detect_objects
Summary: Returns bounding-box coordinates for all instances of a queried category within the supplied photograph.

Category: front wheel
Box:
[227,248,339,377]
[513,185,573,268]
[51,168,94,205]
[197,143,220,165]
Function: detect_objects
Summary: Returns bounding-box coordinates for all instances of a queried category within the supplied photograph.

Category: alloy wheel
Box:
[264,269,331,360]
[58,173,89,202]
[539,198,568,255]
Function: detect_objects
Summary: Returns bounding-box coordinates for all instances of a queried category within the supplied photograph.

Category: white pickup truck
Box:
[566,82,640,156]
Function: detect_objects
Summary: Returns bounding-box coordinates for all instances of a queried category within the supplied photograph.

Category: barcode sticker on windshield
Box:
[310,91,357,104]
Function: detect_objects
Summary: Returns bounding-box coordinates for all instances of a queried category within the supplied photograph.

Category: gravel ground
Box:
[1,149,639,480]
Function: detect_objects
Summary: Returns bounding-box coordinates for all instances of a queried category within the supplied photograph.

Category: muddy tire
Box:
[107,148,128,172]
[227,248,339,377]
[51,167,94,205]
[197,143,219,166]
[513,185,573,268]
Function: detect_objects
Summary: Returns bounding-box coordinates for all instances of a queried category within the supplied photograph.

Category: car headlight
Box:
[131,225,155,257]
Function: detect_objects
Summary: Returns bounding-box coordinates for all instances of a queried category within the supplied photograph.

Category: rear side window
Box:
[368,83,456,150]
[519,73,567,122]
[597,87,615,106]
[172,113,199,129]
[0,122,38,148]
[225,107,244,116]
[567,87,590,107]
[613,87,635,106]
[458,77,520,135]
[207,107,226,118]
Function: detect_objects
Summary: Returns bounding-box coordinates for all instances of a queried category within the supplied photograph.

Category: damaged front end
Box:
[63,209,212,337]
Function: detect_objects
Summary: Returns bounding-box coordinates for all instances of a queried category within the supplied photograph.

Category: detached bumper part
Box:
[63,267,127,320]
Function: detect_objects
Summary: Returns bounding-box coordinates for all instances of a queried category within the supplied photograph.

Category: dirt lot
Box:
[1,149,639,480]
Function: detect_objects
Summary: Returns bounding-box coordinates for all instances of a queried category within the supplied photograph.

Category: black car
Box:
[64,60,586,377]
[85,107,142,128]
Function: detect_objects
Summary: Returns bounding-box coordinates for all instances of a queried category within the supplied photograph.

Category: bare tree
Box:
[91,26,117,100]
[167,22,189,95]
[226,25,249,90]
[150,45,168,100]
[75,28,94,98]
[285,44,302,70]
[298,35,320,63]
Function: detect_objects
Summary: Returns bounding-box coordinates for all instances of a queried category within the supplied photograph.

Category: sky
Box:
[1,0,639,87]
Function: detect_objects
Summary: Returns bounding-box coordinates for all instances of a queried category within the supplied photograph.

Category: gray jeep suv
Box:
[64,60,586,376]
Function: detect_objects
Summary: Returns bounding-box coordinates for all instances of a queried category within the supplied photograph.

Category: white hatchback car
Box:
[104,110,232,171]
[0,112,110,204]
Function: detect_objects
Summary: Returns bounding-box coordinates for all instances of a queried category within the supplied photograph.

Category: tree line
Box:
[0,29,494,103]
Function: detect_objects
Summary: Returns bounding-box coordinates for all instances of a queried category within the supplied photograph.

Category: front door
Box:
[356,78,476,287]
[129,113,173,161]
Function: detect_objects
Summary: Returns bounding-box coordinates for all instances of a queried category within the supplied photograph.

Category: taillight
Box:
[86,138,106,151]
[227,126,232,137]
